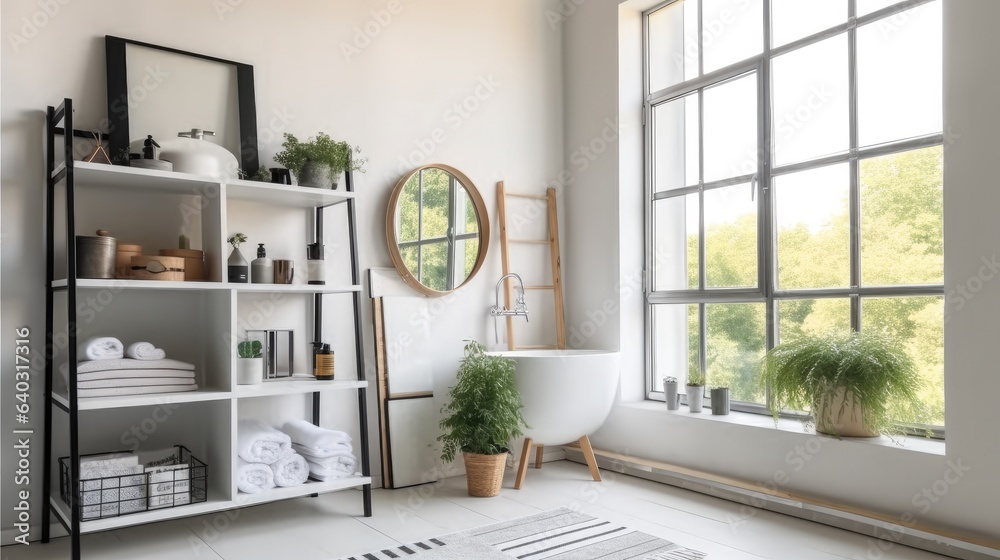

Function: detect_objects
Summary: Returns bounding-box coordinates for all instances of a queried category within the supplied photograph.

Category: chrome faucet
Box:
[491,273,529,342]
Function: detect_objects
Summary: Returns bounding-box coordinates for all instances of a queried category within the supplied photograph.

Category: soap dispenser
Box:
[251,243,274,284]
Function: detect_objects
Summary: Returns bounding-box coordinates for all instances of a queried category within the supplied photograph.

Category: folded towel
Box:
[125,342,166,361]
[299,451,356,474]
[76,358,195,374]
[78,384,198,398]
[305,459,359,481]
[281,420,352,455]
[270,452,309,487]
[78,377,196,389]
[77,369,195,382]
[237,459,275,494]
[237,420,292,464]
[290,441,353,459]
[77,337,124,361]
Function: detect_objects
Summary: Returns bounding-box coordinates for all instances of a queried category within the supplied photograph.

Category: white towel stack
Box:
[236,420,308,492]
[282,420,359,481]
[72,339,197,398]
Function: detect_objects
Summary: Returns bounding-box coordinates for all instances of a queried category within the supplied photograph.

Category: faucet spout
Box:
[490,273,530,322]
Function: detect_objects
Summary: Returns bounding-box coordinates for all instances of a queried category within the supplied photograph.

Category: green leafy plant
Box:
[273,132,367,175]
[663,376,677,384]
[686,371,705,387]
[237,339,262,359]
[759,330,925,437]
[239,166,271,182]
[438,340,528,461]
[228,233,247,249]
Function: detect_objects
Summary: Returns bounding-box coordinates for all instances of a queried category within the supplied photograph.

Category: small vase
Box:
[236,357,263,385]
[297,161,340,189]
[711,387,730,415]
[664,381,679,411]
[228,246,248,283]
[687,385,704,413]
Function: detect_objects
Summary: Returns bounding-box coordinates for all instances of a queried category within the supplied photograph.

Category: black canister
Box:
[76,229,117,279]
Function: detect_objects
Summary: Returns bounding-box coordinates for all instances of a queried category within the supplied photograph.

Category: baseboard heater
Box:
[563,446,999,560]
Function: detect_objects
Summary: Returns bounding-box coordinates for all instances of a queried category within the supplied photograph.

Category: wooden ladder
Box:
[496,182,601,489]
[496,182,566,350]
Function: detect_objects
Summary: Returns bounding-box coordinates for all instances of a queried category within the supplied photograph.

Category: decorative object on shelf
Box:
[76,229,117,279]
[710,387,730,415]
[439,340,527,497]
[273,132,367,189]
[129,134,173,171]
[115,242,142,279]
[83,131,112,165]
[130,255,185,281]
[158,129,239,177]
[104,36,259,171]
[273,259,294,284]
[663,377,679,411]
[306,242,326,285]
[313,343,335,380]
[251,243,274,284]
[386,164,490,297]
[686,371,705,413]
[240,165,271,183]
[247,329,294,379]
[270,167,292,185]
[159,249,205,282]
[236,337,264,385]
[227,233,249,283]
[759,330,925,438]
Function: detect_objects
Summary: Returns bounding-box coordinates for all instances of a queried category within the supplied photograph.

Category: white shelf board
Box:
[235,379,367,399]
[235,476,371,507]
[235,283,362,294]
[53,389,232,411]
[72,161,222,194]
[226,178,355,208]
[50,495,233,534]
[52,279,230,291]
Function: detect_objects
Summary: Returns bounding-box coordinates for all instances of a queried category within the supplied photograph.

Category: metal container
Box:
[711,387,730,415]
[76,230,117,279]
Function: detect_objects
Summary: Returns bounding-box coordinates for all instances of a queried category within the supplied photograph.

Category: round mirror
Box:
[386,164,490,296]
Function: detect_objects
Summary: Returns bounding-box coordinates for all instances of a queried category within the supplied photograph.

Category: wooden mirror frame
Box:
[385,164,490,297]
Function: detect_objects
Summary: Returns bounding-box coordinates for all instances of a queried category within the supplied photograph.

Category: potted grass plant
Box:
[759,330,924,438]
[686,371,706,413]
[273,132,367,189]
[438,340,528,497]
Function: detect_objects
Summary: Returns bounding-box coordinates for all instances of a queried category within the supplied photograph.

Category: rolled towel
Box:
[270,452,308,487]
[237,420,291,464]
[300,451,356,474]
[281,420,352,454]
[77,337,124,361]
[237,459,275,494]
[125,342,166,361]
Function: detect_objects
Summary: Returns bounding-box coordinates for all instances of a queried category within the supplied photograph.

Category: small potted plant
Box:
[272,132,367,189]
[759,330,924,438]
[686,371,706,413]
[236,337,263,385]
[438,340,528,497]
[663,376,679,410]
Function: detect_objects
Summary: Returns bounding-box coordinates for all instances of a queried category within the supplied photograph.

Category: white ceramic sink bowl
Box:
[496,349,620,446]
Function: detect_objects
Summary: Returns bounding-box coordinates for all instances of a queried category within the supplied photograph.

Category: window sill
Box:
[622,400,946,456]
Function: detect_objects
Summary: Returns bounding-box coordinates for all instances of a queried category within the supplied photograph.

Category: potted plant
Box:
[272,132,367,189]
[759,330,924,438]
[236,338,263,385]
[438,340,528,497]
[686,371,705,413]
[663,377,679,410]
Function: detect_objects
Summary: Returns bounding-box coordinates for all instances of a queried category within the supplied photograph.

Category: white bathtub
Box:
[496,349,620,446]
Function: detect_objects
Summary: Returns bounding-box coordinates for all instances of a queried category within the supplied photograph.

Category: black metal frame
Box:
[43,98,372,560]
[104,35,259,170]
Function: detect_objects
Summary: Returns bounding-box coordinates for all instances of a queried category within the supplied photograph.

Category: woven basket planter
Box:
[463,452,507,497]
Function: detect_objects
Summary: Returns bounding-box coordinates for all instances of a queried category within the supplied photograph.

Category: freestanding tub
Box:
[495,349,620,488]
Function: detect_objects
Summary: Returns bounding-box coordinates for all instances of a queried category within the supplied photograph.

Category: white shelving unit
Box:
[42,100,373,559]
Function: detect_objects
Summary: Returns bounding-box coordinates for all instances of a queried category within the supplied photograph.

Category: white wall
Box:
[564,0,1000,540]
[0,0,563,543]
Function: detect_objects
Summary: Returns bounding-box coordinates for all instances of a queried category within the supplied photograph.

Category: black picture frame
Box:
[104,35,259,171]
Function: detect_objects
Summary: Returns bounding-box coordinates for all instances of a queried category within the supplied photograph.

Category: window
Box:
[645,0,944,428]
[395,168,480,292]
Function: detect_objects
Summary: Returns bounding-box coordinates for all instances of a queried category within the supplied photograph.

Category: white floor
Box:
[3,461,953,560]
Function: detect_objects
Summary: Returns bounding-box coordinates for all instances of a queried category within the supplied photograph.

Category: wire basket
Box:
[59,445,207,520]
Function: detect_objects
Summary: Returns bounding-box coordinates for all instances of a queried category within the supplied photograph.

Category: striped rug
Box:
[339,508,706,560]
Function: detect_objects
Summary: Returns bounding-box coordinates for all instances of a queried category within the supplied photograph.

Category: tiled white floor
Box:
[2,461,954,560]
